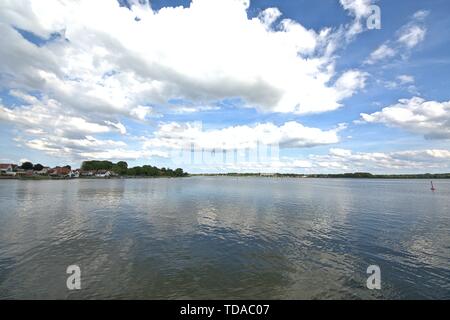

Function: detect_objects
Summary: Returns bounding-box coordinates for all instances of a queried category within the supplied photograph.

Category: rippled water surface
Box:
[0,177,449,299]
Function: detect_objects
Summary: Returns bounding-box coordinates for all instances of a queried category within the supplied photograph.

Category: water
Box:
[0,177,449,299]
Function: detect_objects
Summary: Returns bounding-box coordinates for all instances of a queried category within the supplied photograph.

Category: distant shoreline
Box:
[191,173,450,179]
[2,174,450,180]
[0,176,188,180]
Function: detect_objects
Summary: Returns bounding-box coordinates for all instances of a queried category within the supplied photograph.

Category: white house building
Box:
[95,170,112,178]
[0,164,15,175]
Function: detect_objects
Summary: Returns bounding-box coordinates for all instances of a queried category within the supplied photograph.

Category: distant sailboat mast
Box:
[431,181,436,191]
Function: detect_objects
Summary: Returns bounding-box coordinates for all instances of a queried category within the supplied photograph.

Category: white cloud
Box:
[0,0,378,165]
[168,105,220,114]
[308,148,450,171]
[379,75,417,94]
[3,0,439,172]
[365,10,427,65]
[397,75,415,85]
[105,121,127,135]
[23,135,125,154]
[397,25,426,48]
[19,134,164,162]
[0,91,165,162]
[78,149,169,161]
[340,0,373,18]
[0,91,126,137]
[0,0,368,117]
[413,10,430,21]
[144,121,346,151]
[185,147,450,173]
[258,7,282,29]
[334,70,368,99]
[329,148,353,157]
[360,97,450,139]
[365,44,397,65]
[130,106,155,121]
[19,158,31,165]
[339,0,374,38]
[393,149,450,161]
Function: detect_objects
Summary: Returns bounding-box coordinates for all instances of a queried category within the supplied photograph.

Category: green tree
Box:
[117,161,128,170]
[81,160,113,171]
[112,161,128,175]
[79,160,188,178]
[33,163,44,171]
[21,162,33,170]
[174,168,185,177]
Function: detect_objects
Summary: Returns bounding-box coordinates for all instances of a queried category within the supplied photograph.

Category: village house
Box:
[0,164,15,175]
[95,170,112,178]
[1,162,120,179]
[260,173,276,177]
[49,167,71,177]
[35,167,50,175]
[79,170,95,177]
[71,169,80,178]
[15,169,33,177]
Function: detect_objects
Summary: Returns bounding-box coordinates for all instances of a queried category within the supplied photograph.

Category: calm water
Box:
[0,177,449,299]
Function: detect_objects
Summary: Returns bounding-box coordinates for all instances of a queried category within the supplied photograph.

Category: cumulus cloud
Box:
[144,121,346,151]
[0,0,377,165]
[0,0,368,118]
[2,0,437,172]
[24,136,125,154]
[360,97,450,139]
[17,134,164,161]
[258,7,282,29]
[0,91,126,137]
[130,105,156,121]
[0,91,162,162]
[334,70,369,99]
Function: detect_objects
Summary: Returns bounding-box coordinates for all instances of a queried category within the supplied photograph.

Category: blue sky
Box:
[1,0,450,173]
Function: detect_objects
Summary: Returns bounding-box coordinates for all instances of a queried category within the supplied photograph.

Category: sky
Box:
[1,0,450,173]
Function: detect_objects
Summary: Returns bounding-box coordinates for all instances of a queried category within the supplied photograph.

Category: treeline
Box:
[81,161,188,177]
[306,172,450,179]
[307,172,375,178]
[19,161,71,171]
[197,173,261,177]
[194,172,450,179]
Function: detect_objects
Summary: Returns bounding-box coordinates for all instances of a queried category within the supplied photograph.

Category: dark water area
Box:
[0,177,449,299]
